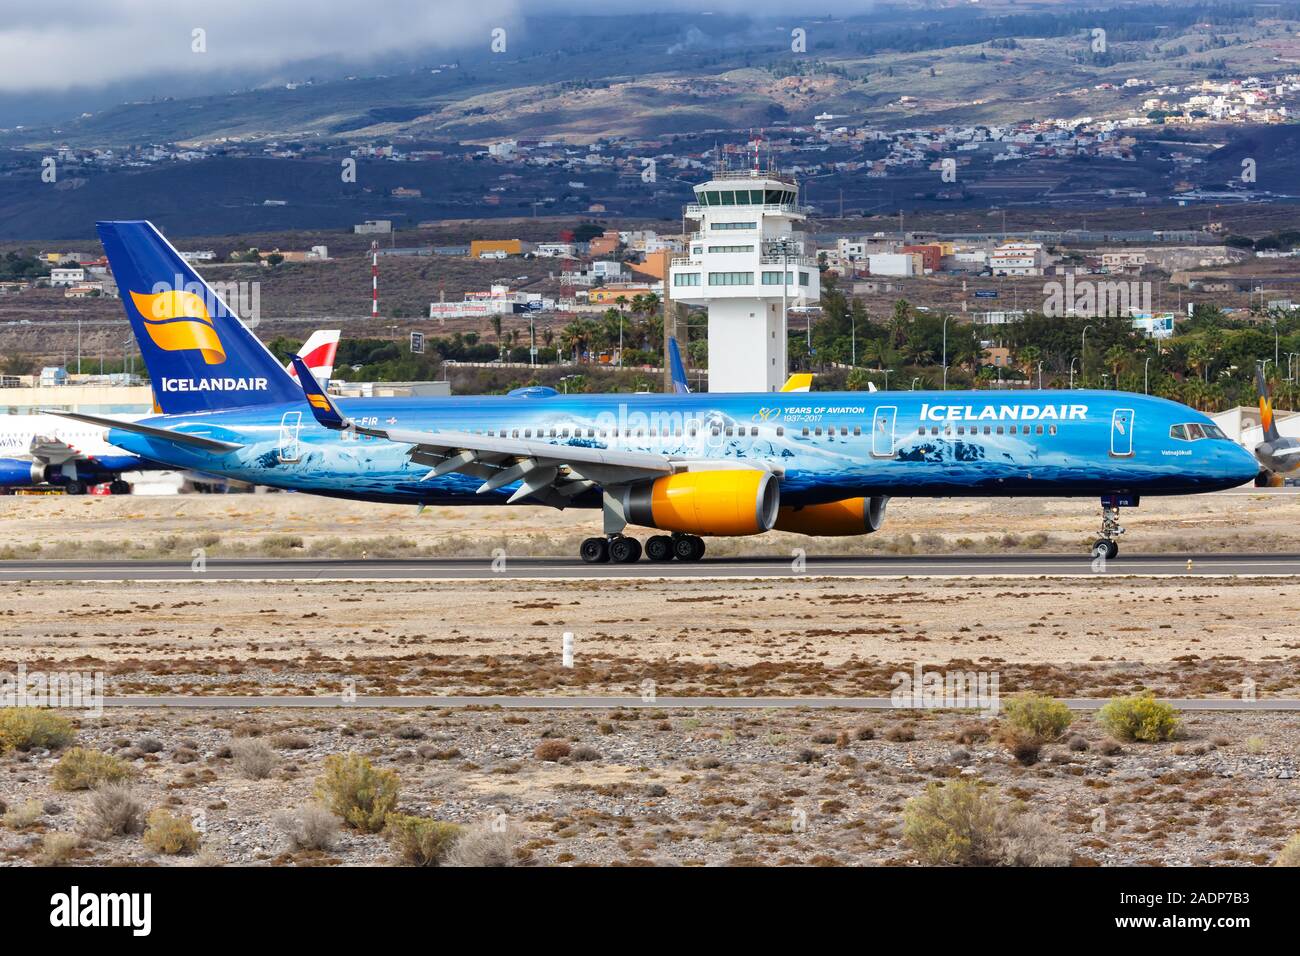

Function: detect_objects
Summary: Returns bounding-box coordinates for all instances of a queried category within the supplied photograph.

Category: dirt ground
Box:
[1,487,1298,559]
[2,491,1298,868]
[4,575,1300,698]
[0,708,1295,867]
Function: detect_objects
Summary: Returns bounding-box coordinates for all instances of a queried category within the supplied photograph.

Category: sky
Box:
[0,0,876,94]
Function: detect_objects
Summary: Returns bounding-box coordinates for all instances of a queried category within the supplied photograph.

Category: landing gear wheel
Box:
[673,534,705,562]
[645,535,674,562]
[580,537,610,563]
[1092,503,1124,560]
[63,481,84,496]
[609,536,642,563]
[109,479,130,495]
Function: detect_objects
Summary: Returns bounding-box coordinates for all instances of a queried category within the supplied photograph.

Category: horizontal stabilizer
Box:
[39,410,242,453]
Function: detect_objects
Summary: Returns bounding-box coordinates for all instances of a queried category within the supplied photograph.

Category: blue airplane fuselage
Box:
[107,388,1260,508]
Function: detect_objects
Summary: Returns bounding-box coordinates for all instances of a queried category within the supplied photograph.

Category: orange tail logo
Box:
[1260,393,1274,435]
[129,290,226,365]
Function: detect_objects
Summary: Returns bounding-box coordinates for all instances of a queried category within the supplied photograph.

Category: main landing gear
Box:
[579,533,705,564]
[1090,502,1125,560]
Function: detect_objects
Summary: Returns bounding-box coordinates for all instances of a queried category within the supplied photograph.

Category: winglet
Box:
[781,373,814,393]
[668,336,690,394]
[1257,362,1281,443]
[291,355,348,430]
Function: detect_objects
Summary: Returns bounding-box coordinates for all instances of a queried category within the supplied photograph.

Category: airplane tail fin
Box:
[1257,363,1282,443]
[97,220,302,415]
[286,330,341,388]
[667,336,690,394]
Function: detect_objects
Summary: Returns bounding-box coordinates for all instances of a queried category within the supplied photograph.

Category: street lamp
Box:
[1069,357,1078,389]
[911,376,920,390]
[1081,324,1094,388]
[1037,361,1043,390]
[1144,355,1152,394]
[942,315,950,390]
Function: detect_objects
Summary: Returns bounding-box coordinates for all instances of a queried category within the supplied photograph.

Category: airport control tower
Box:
[668,163,819,392]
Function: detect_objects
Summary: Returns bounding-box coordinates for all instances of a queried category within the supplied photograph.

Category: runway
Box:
[88,695,1300,711]
[4,552,1300,581]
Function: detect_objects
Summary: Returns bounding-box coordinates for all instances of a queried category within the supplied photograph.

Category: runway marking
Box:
[90,695,1300,711]
[5,552,1300,583]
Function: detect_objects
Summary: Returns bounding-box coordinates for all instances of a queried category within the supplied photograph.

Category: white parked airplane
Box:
[0,330,340,494]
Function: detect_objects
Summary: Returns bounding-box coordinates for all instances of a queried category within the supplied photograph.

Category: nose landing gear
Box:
[1091,499,1128,559]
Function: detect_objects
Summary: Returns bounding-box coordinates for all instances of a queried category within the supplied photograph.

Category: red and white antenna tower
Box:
[370,240,379,318]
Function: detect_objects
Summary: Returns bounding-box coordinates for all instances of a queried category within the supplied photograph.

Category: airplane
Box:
[48,220,1259,562]
[1249,363,1300,476]
[669,336,812,395]
[0,329,339,494]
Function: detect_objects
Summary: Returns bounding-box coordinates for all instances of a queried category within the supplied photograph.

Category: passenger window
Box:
[918,426,926,436]
[511,429,519,438]
[725,426,733,436]
[983,426,991,435]
[996,426,1004,435]
[1035,425,1043,435]
[853,426,862,436]
[776,426,784,437]
[1048,424,1057,436]
[814,427,823,436]
[930,426,939,436]
[751,426,759,437]
[802,427,810,437]
[712,426,721,436]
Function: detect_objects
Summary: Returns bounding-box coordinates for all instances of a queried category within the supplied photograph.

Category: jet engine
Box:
[773,495,889,536]
[0,458,47,489]
[621,470,779,536]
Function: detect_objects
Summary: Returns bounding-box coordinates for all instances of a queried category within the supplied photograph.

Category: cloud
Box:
[0,0,519,92]
[0,0,874,93]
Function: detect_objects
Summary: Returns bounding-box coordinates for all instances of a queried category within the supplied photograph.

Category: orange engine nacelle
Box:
[621,470,780,536]
[773,496,889,536]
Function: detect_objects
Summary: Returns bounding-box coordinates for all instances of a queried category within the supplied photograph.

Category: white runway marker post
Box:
[562,632,574,669]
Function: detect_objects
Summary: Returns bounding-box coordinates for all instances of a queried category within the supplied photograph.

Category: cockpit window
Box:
[1171,422,1229,442]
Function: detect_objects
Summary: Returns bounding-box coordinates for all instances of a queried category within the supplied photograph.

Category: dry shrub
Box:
[314,754,399,833]
[1275,834,1300,867]
[0,708,76,753]
[36,832,81,866]
[270,733,310,750]
[52,748,135,791]
[383,815,463,866]
[884,723,916,743]
[1002,693,1073,742]
[274,804,339,852]
[142,809,201,855]
[443,822,522,867]
[903,779,1067,867]
[534,740,571,761]
[1097,695,1180,743]
[4,799,44,830]
[230,739,278,780]
[83,784,145,838]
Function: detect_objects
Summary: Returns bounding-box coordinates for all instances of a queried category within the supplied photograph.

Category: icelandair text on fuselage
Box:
[920,403,1089,422]
[160,377,268,392]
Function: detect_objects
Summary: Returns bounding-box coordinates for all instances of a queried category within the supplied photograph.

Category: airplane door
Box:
[871,405,897,458]
[1110,408,1134,458]
[278,411,302,463]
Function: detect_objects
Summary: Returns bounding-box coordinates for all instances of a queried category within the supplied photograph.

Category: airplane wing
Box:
[27,435,81,465]
[290,355,756,508]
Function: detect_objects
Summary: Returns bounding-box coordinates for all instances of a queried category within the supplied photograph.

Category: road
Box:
[86,695,1300,711]
[4,552,1300,581]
